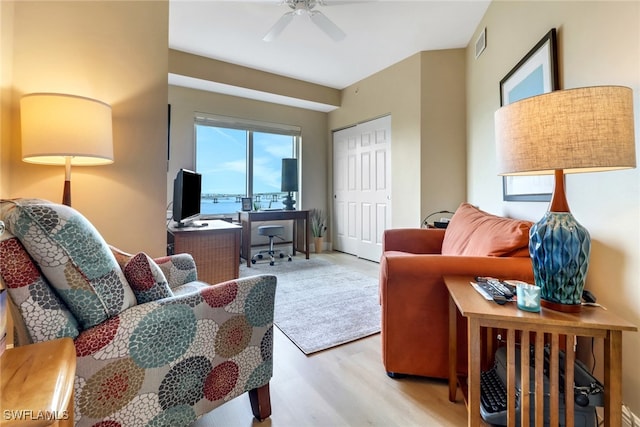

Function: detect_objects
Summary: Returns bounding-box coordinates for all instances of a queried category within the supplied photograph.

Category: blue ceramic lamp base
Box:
[529,211,591,312]
[528,170,591,313]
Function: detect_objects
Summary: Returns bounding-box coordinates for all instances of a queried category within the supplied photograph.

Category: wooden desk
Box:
[168,220,241,284]
[239,210,310,267]
[0,338,76,426]
[444,275,637,427]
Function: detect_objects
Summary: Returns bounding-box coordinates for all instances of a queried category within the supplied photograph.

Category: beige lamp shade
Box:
[495,86,636,176]
[20,93,114,166]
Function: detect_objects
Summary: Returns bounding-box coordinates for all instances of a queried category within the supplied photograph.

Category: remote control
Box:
[486,279,514,299]
[475,277,514,299]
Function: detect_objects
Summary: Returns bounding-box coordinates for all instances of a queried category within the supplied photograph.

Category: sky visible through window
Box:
[196,124,295,215]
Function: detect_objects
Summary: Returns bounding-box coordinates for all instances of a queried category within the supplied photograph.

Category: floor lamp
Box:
[20,93,114,207]
[495,86,636,312]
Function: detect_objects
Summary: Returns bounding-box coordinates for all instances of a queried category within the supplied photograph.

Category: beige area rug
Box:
[240,256,381,354]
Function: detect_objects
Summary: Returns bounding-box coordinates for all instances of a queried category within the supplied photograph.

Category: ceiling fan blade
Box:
[310,10,346,41]
[319,0,376,5]
[263,12,295,42]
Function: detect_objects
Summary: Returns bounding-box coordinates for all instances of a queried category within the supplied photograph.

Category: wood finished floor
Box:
[192,252,468,427]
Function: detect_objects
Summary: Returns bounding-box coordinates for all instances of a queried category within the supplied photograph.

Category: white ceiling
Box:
[169,0,491,110]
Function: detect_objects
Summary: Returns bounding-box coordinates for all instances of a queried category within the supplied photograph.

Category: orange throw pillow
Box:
[441,203,532,257]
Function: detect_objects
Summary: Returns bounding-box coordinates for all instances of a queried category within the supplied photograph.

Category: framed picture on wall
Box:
[500,28,559,202]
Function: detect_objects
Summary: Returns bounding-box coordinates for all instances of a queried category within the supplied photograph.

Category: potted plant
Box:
[310,208,327,253]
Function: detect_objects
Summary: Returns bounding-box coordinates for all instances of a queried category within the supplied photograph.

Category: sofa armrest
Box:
[379,252,533,378]
[382,228,446,254]
[380,252,534,284]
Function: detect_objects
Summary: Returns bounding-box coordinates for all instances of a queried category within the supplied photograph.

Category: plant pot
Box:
[314,236,324,254]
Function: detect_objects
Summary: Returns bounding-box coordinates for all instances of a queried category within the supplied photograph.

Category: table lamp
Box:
[281,158,298,210]
[20,93,114,206]
[495,86,636,312]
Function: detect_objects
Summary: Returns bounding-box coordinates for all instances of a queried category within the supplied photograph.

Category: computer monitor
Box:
[172,168,201,227]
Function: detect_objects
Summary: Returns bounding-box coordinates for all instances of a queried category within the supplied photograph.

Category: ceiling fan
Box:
[263,0,347,42]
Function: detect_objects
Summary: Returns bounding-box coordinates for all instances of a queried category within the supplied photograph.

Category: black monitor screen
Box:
[172,169,201,227]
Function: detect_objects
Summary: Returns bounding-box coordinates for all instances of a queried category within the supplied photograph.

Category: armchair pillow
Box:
[123,252,174,303]
[1,199,136,329]
[441,203,532,257]
[111,246,198,291]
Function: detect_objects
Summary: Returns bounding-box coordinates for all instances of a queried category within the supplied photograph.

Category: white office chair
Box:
[251,225,292,266]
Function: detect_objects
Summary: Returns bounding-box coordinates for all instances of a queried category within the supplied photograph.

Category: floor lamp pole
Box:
[63,156,72,207]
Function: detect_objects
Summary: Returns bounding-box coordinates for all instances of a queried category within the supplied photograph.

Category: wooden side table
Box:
[444,275,637,427]
[169,220,241,284]
[1,338,76,426]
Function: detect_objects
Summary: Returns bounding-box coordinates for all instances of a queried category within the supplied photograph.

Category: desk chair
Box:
[252,225,292,266]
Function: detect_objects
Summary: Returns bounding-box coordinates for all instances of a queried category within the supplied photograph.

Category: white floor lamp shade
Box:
[20,93,114,206]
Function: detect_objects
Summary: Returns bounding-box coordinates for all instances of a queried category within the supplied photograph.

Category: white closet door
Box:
[332,115,391,262]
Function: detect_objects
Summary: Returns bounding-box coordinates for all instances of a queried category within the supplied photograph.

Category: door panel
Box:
[333,115,391,261]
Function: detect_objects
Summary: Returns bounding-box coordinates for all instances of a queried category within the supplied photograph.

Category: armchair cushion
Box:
[1,199,136,329]
[0,231,80,342]
[123,252,174,303]
[441,203,532,257]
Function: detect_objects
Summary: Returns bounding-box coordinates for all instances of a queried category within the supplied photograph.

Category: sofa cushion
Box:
[0,231,80,342]
[124,252,174,303]
[1,199,137,329]
[441,203,532,257]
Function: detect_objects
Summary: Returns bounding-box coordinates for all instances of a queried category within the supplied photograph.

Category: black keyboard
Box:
[480,367,508,414]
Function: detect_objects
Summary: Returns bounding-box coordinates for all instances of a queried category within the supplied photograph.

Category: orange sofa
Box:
[379,203,535,379]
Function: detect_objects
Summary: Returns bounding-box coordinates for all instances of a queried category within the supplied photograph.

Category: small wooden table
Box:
[0,338,76,426]
[239,210,310,267]
[444,275,637,427]
[169,220,241,284]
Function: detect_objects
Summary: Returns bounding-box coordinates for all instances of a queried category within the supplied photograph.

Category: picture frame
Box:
[241,197,252,211]
[500,28,559,202]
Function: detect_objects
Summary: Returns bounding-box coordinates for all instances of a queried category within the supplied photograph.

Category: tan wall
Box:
[329,50,466,228]
[420,50,467,217]
[330,54,421,228]
[4,1,169,256]
[0,1,15,198]
[168,85,329,218]
[467,0,640,412]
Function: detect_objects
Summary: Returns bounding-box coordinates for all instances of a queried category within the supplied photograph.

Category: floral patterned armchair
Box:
[0,199,276,427]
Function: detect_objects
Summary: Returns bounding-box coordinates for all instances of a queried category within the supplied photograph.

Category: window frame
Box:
[194,113,301,215]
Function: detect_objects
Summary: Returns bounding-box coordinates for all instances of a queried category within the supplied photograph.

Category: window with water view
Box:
[195,121,299,215]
